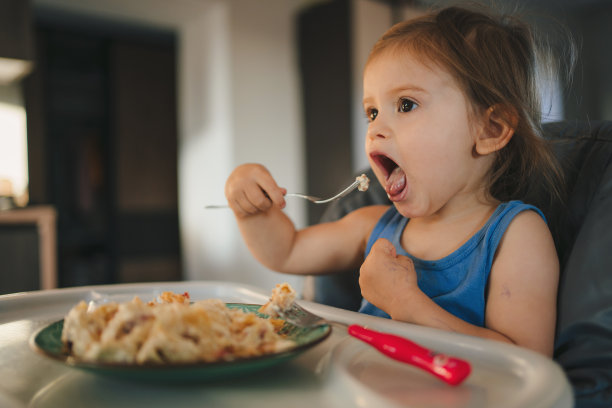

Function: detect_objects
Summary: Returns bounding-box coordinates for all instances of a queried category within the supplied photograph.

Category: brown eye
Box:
[368,108,378,122]
[399,98,417,113]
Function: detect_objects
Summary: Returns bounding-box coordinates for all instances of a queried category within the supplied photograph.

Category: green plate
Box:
[30,303,331,383]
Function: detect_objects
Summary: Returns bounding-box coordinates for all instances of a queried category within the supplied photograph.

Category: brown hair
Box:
[367,5,568,203]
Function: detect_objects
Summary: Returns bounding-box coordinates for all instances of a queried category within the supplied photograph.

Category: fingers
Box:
[371,238,415,268]
[370,237,397,257]
[359,238,417,315]
[225,164,287,217]
[361,238,415,285]
[257,176,287,209]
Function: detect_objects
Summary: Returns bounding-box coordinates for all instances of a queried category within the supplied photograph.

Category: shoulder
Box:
[490,201,549,244]
[318,204,391,234]
[335,204,391,239]
[493,206,559,280]
[496,201,545,222]
[503,207,551,246]
[341,204,391,223]
[309,204,391,268]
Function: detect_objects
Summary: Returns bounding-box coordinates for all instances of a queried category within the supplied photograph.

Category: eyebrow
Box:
[362,85,429,106]
[390,85,428,95]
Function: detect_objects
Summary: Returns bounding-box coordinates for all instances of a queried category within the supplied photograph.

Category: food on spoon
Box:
[61,286,297,365]
[356,173,370,192]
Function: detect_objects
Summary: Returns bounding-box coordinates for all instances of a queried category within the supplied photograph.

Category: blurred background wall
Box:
[1,0,610,296]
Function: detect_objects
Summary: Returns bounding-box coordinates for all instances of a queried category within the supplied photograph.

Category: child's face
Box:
[363,49,491,218]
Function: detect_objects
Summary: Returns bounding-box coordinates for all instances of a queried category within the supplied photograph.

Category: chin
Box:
[391,199,422,219]
[394,190,443,218]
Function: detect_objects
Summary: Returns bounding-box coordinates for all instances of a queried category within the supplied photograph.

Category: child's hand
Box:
[225,164,287,217]
[359,238,418,317]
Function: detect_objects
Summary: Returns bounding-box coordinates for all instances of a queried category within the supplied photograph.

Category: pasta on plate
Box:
[61,283,297,365]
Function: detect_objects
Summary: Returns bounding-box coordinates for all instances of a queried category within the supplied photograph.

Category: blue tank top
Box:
[358,200,545,326]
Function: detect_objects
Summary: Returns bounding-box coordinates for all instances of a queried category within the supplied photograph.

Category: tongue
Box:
[386,166,406,197]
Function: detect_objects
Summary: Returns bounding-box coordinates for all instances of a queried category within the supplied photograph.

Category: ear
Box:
[474,104,518,155]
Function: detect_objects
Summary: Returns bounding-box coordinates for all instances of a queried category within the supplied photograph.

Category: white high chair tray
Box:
[0,280,572,408]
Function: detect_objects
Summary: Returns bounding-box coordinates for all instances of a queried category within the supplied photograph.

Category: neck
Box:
[423,190,498,226]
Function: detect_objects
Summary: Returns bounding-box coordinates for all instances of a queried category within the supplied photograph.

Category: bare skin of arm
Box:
[360,211,559,356]
[225,163,388,275]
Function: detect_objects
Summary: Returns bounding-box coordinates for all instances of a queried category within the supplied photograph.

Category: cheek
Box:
[404,124,473,167]
[397,136,443,176]
[398,137,467,197]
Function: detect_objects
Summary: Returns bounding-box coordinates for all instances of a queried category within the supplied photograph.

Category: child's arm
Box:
[225,164,387,275]
[360,211,559,356]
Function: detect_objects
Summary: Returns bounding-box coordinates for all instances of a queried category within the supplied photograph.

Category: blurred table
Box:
[0,281,573,407]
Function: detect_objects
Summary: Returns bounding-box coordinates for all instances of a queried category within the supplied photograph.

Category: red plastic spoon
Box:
[348,324,471,386]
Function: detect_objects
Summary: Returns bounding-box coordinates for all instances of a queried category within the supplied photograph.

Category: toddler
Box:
[224,5,564,356]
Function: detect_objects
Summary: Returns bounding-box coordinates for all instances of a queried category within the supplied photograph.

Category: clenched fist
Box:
[359,238,419,318]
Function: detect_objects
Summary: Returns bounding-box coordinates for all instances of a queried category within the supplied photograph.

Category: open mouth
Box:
[370,154,407,200]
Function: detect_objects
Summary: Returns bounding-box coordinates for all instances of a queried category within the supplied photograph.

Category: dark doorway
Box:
[24,10,181,287]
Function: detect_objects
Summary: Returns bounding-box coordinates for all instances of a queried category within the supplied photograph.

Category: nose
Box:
[367,117,391,140]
